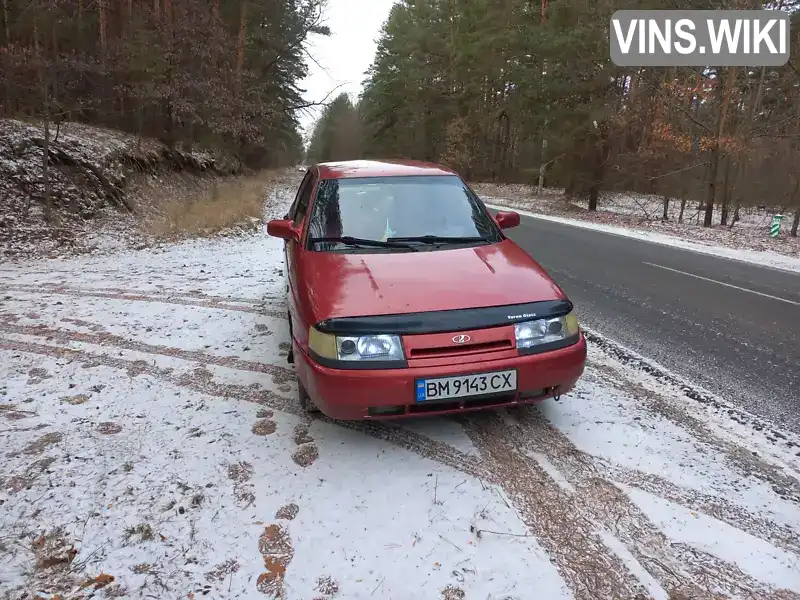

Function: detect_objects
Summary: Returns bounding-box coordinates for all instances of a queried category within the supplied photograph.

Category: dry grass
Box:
[137,170,281,239]
[122,523,155,545]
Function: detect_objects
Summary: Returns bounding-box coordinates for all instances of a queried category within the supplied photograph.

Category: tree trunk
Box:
[678,196,686,223]
[588,132,609,212]
[749,66,766,126]
[34,0,53,222]
[236,0,248,85]
[720,156,732,225]
[1,0,9,113]
[704,147,720,228]
[42,109,52,221]
[136,95,144,142]
[50,18,58,57]
[98,0,107,59]
[729,201,740,230]
[499,112,510,178]
[588,185,598,211]
[791,206,799,237]
[662,196,669,221]
[163,0,174,146]
[1,0,8,48]
[704,68,735,227]
[538,162,545,195]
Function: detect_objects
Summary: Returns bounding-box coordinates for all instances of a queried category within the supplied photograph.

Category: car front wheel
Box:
[297,377,320,414]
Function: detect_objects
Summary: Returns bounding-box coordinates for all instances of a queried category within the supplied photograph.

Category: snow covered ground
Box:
[2,185,800,600]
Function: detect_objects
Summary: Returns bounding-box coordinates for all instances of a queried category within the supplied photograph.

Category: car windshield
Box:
[305,175,503,252]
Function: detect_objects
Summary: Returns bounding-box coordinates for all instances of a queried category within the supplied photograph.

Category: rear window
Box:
[305,175,503,252]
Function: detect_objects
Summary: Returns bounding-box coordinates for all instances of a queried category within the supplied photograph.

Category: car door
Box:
[286,170,316,335]
[284,171,312,291]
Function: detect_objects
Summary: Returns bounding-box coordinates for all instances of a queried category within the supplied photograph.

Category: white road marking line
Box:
[643,262,800,307]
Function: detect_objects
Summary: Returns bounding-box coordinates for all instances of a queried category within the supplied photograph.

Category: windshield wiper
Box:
[309,236,418,251]
[387,235,490,246]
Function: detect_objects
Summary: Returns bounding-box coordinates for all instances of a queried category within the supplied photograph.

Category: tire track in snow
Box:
[501,406,800,600]
[604,464,800,558]
[3,282,268,305]
[2,315,797,597]
[0,336,487,483]
[0,284,285,319]
[584,329,800,454]
[587,359,800,505]
[458,412,650,600]
[322,417,492,481]
[0,320,295,386]
[4,327,796,598]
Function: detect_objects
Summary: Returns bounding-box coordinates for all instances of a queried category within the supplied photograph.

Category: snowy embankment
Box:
[0,119,238,259]
[2,185,800,600]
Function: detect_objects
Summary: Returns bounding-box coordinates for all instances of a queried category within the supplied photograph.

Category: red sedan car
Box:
[267,160,587,420]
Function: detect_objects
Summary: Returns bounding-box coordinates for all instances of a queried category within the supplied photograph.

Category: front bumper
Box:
[294,333,587,420]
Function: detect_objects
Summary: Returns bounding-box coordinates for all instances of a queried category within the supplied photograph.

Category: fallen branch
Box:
[469,525,531,539]
[28,137,134,213]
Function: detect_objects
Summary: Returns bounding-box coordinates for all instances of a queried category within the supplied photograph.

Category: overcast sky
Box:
[297,0,397,139]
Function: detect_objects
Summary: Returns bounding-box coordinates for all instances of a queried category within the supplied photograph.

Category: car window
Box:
[305,175,503,252]
[292,172,315,227]
[288,171,312,223]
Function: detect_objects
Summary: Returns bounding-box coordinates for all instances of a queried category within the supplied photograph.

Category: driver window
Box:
[293,173,315,227]
[288,172,312,222]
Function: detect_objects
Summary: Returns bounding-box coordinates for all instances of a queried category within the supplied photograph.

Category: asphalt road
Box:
[505,215,800,433]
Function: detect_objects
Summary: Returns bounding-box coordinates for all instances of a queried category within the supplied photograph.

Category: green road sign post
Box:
[770,214,784,238]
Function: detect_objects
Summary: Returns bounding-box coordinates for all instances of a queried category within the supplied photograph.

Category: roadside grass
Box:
[138,170,281,240]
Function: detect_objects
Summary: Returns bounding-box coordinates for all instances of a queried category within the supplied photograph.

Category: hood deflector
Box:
[315,299,573,336]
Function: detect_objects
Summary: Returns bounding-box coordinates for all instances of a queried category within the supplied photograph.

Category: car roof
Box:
[314,160,459,180]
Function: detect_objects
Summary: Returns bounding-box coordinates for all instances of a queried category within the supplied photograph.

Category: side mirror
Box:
[267,219,301,241]
[495,211,520,230]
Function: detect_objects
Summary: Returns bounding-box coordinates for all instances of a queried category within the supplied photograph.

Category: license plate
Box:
[415,370,517,402]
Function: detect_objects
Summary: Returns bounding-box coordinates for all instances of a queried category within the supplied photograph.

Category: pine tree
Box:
[357,0,800,223]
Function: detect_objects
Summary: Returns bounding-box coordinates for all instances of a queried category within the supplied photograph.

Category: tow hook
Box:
[552,386,561,402]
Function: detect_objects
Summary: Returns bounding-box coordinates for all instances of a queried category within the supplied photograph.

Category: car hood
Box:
[301,240,568,323]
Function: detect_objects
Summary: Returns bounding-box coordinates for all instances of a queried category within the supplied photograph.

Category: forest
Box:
[306,0,800,233]
[0,0,328,168]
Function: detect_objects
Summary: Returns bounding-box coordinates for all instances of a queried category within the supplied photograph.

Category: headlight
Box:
[514,311,580,351]
[308,327,405,363]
